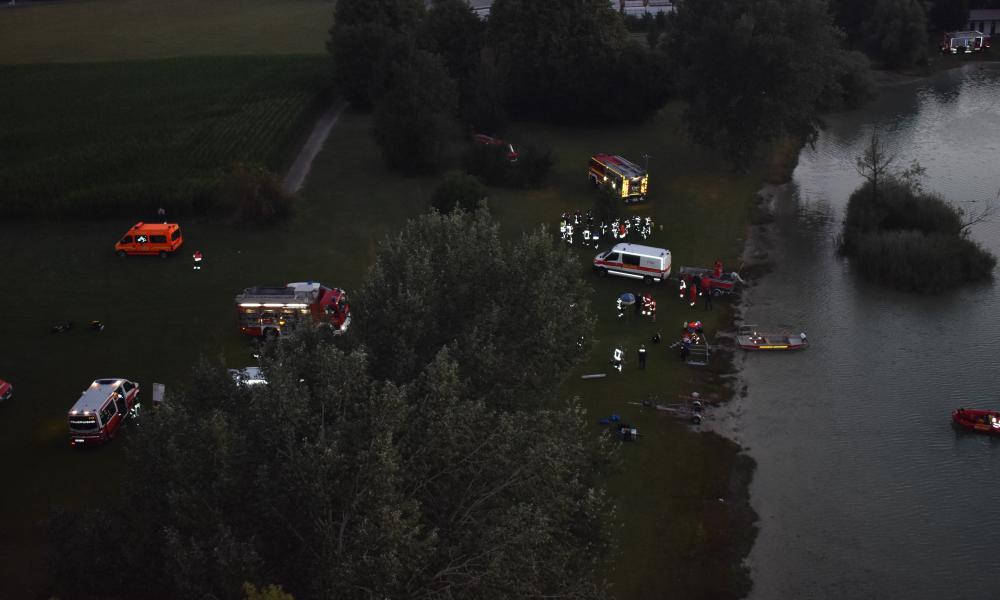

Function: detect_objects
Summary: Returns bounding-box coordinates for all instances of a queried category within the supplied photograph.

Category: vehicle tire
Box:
[598,268,608,277]
[117,250,126,258]
[158,251,167,259]
[643,276,653,285]
[712,288,723,297]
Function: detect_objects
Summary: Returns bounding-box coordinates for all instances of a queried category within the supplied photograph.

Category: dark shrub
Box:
[432,171,488,213]
[851,230,995,293]
[214,163,293,225]
[842,176,995,292]
[592,185,621,224]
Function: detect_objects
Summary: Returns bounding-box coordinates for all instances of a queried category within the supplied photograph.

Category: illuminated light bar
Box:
[240,303,262,308]
[287,303,308,308]
[263,303,285,308]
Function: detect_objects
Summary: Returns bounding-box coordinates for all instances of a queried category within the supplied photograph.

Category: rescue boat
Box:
[952,408,1000,435]
[735,326,807,351]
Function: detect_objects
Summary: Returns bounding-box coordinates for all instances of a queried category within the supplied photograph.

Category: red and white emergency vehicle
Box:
[589,153,649,203]
[594,243,671,284]
[235,281,351,338]
[941,30,989,54]
[67,378,140,447]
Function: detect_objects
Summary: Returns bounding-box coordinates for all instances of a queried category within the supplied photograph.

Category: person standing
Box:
[703,279,713,311]
[714,259,724,278]
[638,345,647,369]
[688,282,697,307]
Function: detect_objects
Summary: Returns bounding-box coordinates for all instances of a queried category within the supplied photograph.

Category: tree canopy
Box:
[373,43,457,174]
[46,211,613,600]
[667,0,868,166]
[488,0,668,122]
[353,208,595,410]
[328,0,425,108]
[862,0,928,68]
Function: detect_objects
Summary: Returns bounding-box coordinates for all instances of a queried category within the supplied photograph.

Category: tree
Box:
[214,163,293,225]
[431,171,488,213]
[929,0,970,32]
[854,129,896,202]
[373,44,457,174]
[47,338,613,600]
[354,208,595,410]
[863,0,928,68]
[419,0,494,128]
[487,0,667,122]
[327,0,425,108]
[828,0,874,47]
[667,0,863,167]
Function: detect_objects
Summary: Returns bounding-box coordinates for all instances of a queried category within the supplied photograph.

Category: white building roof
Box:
[69,379,124,414]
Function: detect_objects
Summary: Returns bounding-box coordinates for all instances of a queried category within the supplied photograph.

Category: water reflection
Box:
[732,64,1000,600]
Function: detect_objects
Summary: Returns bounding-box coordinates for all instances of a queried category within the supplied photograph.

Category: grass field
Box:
[0,55,328,218]
[0,1,767,597]
[0,0,333,64]
[0,104,766,598]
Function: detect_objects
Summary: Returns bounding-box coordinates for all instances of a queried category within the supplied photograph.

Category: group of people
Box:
[678,260,724,310]
[615,292,657,320]
[558,211,654,248]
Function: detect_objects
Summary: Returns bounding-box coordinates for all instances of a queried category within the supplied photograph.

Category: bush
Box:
[850,230,995,292]
[463,138,552,188]
[592,185,621,224]
[432,171,488,213]
[841,176,995,292]
[213,163,293,225]
[843,178,962,247]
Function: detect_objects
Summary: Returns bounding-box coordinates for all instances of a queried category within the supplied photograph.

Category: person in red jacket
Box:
[714,260,723,278]
[688,282,697,307]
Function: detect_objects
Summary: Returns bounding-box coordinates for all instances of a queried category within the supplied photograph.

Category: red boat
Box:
[952,408,1000,434]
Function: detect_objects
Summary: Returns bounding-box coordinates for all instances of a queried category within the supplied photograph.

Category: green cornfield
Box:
[0,55,328,218]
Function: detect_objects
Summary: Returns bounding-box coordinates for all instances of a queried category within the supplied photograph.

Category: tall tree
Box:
[929,0,970,32]
[46,211,613,600]
[419,0,493,128]
[667,0,863,166]
[863,0,928,68]
[373,43,457,174]
[327,0,425,108]
[487,0,666,122]
[354,208,596,409]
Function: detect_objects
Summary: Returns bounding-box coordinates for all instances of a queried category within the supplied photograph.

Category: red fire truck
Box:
[589,153,649,203]
[235,281,350,338]
[67,378,140,447]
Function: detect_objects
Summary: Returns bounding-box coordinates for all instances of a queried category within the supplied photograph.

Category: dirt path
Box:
[282,99,347,195]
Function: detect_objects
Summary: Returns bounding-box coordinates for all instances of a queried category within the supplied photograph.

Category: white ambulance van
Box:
[593,243,671,284]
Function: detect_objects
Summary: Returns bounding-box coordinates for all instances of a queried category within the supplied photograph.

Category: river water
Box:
[724,63,1000,600]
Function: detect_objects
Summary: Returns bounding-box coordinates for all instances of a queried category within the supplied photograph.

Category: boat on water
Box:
[952,408,1000,434]
[736,325,807,350]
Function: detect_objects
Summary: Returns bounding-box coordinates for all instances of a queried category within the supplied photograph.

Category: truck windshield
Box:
[69,416,98,431]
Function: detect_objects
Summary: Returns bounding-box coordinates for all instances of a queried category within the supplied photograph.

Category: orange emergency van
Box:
[114,222,183,257]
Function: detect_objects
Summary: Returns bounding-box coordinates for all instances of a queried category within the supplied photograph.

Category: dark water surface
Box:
[723,63,1000,600]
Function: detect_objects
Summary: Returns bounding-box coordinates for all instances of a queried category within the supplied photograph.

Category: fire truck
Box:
[235,281,350,338]
[941,30,989,54]
[589,153,649,203]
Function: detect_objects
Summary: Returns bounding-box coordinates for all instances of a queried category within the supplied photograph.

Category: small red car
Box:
[472,133,518,162]
[0,379,12,402]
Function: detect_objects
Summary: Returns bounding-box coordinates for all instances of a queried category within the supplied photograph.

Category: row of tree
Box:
[329,0,670,174]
